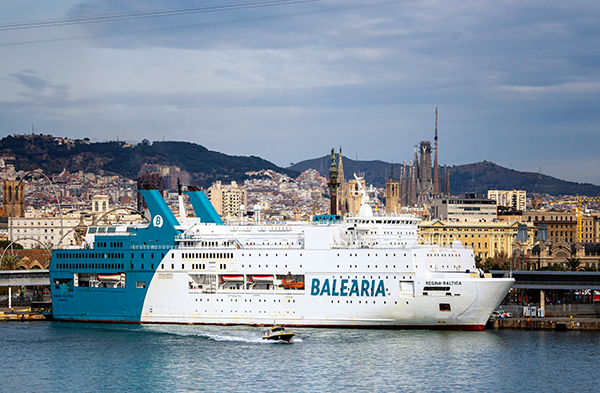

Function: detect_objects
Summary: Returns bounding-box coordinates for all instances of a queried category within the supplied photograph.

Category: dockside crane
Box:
[549,197,600,242]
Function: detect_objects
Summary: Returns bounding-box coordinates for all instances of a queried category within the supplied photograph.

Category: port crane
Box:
[549,197,600,242]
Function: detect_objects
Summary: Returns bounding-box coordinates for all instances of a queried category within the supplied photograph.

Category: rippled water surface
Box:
[2,322,599,392]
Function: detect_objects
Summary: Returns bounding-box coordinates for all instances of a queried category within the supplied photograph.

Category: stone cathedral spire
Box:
[434,107,440,195]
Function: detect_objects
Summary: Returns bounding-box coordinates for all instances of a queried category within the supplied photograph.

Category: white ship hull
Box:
[50,189,514,330]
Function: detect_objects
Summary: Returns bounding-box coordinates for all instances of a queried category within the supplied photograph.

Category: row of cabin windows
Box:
[426,254,459,257]
[56,252,124,259]
[57,262,124,270]
[139,253,165,259]
[94,241,123,248]
[352,219,414,225]
[179,252,233,259]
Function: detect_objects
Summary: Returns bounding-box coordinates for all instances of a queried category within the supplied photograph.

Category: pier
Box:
[489,317,600,331]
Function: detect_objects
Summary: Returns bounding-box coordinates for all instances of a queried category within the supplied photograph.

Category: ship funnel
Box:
[137,189,180,244]
[184,191,223,224]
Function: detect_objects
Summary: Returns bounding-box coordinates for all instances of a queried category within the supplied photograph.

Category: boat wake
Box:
[141,325,301,343]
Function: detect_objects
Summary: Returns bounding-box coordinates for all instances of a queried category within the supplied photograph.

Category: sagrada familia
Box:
[327,109,451,216]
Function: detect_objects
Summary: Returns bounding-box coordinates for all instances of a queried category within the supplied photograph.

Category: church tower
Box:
[327,148,339,215]
[385,164,400,213]
[337,148,349,217]
[3,179,25,217]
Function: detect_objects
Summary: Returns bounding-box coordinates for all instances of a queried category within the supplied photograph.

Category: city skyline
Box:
[1,1,599,185]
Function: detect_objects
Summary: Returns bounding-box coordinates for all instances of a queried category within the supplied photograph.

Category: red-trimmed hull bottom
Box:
[52,318,486,331]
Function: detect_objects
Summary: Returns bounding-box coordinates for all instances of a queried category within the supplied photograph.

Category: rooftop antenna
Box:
[434,107,439,195]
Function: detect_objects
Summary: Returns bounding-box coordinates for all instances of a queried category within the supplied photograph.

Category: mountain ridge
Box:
[2,134,598,197]
[288,156,600,197]
[0,134,297,188]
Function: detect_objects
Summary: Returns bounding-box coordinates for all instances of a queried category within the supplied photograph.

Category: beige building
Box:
[519,211,599,244]
[487,189,526,211]
[8,194,144,250]
[207,181,248,218]
[430,195,497,223]
[419,219,535,260]
[10,214,86,249]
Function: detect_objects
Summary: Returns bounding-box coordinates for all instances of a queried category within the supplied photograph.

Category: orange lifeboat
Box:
[281,278,304,289]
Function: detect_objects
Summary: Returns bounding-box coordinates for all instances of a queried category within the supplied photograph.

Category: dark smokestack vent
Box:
[516,223,529,242]
[536,224,549,242]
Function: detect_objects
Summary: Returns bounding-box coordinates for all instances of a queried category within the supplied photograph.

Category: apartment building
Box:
[488,189,526,211]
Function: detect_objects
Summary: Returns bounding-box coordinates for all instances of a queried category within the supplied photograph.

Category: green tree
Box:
[482,251,510,270]
[1,255,22,270]
[0,241,23,250]
[581,264,597,272]
[565,257,582,272]
[537,263,567,271]
[475,255,483,269]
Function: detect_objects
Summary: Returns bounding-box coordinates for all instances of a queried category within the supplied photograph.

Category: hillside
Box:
[448,161,600,196]
[289,155,392,188]
[0,134,297,188]
[289,156,600,197]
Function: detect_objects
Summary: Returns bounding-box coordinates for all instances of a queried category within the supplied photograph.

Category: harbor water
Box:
[2,322,599,392]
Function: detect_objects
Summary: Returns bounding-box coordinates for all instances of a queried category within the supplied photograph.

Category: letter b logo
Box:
[310,278,320,296]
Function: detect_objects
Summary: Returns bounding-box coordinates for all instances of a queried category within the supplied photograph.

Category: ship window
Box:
[141,264,144,270]
[439,303,451,312]
[136,281,146,289]
[182,264,185,269]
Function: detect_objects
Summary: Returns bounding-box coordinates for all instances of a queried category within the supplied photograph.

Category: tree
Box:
[482,251,510,270]
[537,263,566,271]
[565,257,582,272]
[475,255,483,269]
[0,241,23,250]
[1,255,22,270]
[581,264,597,272]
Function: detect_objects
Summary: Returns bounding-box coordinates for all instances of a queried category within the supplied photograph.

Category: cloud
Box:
[8,70,51,91]
[1,0,600,186]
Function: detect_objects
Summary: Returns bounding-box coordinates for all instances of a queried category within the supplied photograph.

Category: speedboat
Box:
[262,326,294,342]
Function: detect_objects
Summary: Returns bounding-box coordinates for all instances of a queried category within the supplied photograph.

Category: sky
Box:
[1,0,599,185]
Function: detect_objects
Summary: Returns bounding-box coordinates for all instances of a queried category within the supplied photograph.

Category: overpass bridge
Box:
[0,270,50,287]
[491,270,600,317]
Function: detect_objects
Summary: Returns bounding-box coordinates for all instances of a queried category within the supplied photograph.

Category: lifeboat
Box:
[281,278,304,289]
[97,274,121,281]
[221,275,244,282]
[251,275,274,283]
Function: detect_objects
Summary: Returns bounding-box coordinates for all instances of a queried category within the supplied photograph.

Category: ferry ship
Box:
[50,179,514,330]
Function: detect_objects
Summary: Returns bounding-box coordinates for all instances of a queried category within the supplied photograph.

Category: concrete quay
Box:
[489,317,600,331]
[0,306,49,322]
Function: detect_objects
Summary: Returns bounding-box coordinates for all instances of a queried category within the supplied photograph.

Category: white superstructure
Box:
[51,178,514,330]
